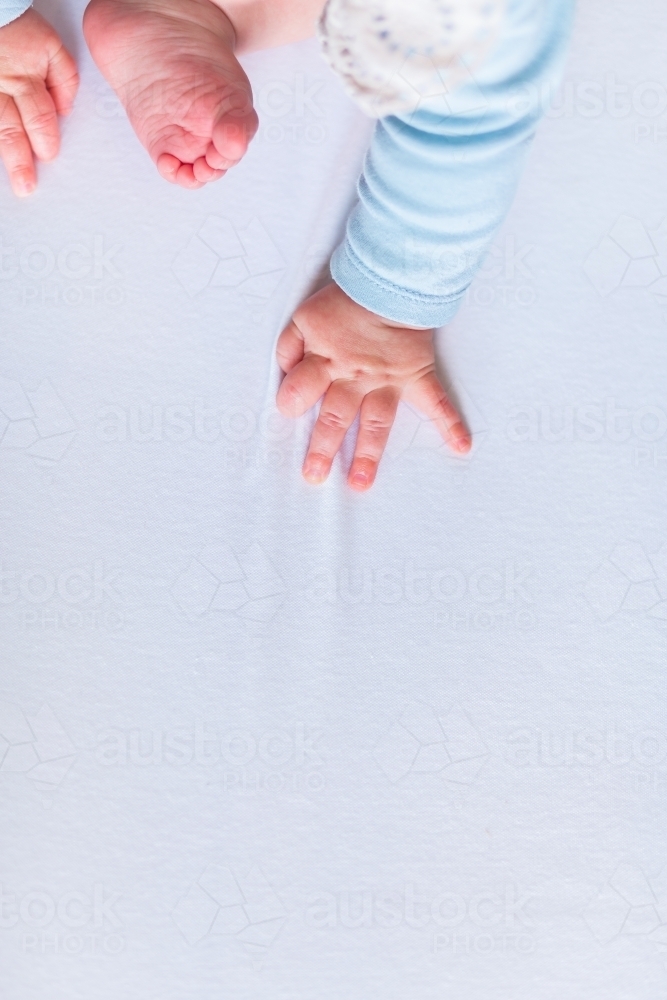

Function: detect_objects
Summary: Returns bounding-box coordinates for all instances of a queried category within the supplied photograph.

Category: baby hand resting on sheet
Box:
[0,8,78,195]
[83,0,573,489]
[276,283,470,490]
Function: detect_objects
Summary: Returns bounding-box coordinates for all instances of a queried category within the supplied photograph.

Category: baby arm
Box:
[277,0,576,489]
[329,0,576,327]
[217,0,326,53]
[0,5,78,195]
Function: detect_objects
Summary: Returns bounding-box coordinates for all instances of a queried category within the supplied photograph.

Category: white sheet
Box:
[1,0,666,996]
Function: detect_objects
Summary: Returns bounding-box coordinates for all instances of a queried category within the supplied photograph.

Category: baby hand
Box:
[276,283,471,491]
[0,8,78,196]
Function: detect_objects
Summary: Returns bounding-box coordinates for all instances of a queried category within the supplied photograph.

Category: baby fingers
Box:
[12,76,60,163]
[302,380,364,484]
[276,352,331,418]
[406,371,471,453]
[347,387,400,490]
[45,42,79,117]
[0,92,37,195]
[275,319,305,375]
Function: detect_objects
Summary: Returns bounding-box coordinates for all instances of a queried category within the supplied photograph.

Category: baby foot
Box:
[84,0,258,188]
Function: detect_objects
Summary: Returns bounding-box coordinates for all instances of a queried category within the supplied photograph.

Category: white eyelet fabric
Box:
[317,0,507,118]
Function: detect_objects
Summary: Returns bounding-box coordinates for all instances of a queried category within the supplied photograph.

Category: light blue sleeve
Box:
[330,0,577,328]
[0,0,31,28]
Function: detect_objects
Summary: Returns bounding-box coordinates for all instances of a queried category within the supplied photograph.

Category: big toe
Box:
[208,106,259,169]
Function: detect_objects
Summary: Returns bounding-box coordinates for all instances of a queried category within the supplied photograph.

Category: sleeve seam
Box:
[334,240,469,308]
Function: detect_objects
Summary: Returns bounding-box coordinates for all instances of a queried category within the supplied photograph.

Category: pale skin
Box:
[1,0,473,487]
[276,284,471,490]
[0,8,78,195]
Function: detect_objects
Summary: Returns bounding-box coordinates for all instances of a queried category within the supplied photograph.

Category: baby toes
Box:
[192,155,224,183]
[174,161,205,189]
[156,150,224,187]
[204,145,235,171]
[210,106,258,166]
[156,152,202,188]
[156,151,182,184]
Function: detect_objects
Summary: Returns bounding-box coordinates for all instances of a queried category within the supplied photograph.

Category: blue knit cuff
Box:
[330,239,466,329]
[0,0,32,28]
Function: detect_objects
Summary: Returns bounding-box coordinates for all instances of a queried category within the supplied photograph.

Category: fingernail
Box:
[351,471,369,488]
[450,424,470,452]
[303,461,327,483]
[15,177,34,197]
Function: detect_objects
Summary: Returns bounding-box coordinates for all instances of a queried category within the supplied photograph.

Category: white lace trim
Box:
[318,0,507,118]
